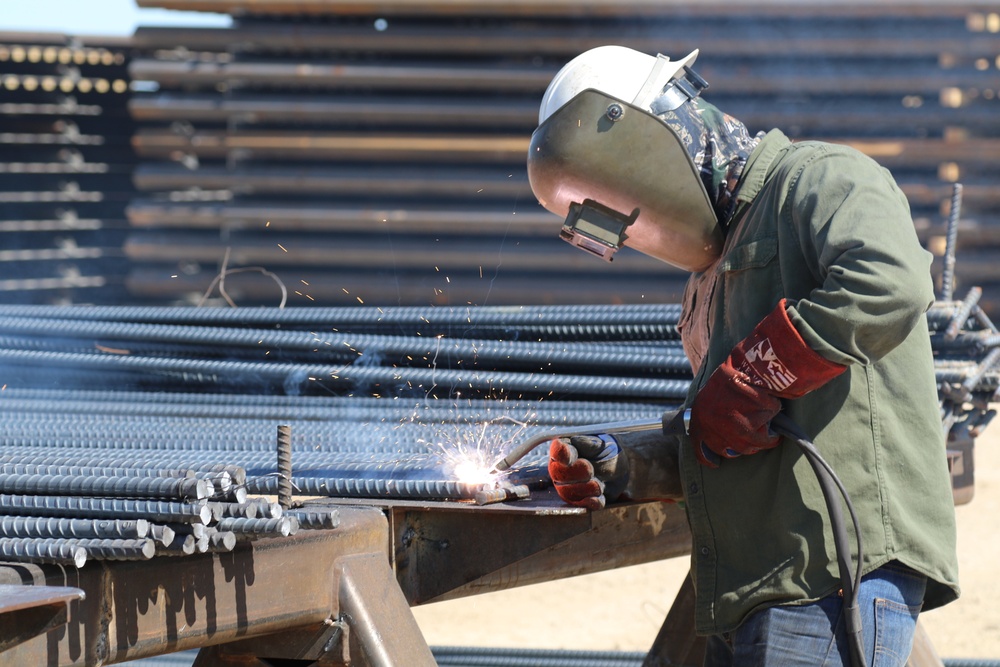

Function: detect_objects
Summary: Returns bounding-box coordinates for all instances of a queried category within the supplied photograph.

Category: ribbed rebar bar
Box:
[216,517,297,538]
[0,537,87,567]
[205,501,259,520]
[432,646,645,666]
[0,347,691,399]
[155,533,196,556]
[276,424,293,510]
[148,524,176,547]
[0,303,682,329]
[207,530,236,552]
[252,499,283,519]
[168,522,206,539]
[0,517,149,540]
[0,386,668,414]
[940,182,963,302]
[65,538,156,561]
[0,316,690,373]
[0,495,211,524]
[945,287,983,341]
[0,473,207,500]
[247,475,483,499]
[0,463,193,479]
[284,508,340,530]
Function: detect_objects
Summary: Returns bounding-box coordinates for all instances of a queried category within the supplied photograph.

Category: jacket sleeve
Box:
[782,146,935,366]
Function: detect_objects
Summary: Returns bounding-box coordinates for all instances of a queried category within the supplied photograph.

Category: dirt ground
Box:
[412,422,1000,660]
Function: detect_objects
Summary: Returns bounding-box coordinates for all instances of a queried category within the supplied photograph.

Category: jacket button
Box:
[700,546,711,557]
[688,482,699,495]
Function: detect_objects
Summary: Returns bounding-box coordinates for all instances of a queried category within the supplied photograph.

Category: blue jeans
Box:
[704,562,926,667]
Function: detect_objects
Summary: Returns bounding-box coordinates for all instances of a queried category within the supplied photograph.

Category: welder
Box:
[527,46,959,666]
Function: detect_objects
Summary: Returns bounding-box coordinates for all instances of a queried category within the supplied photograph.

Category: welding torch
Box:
[490,408,684,474]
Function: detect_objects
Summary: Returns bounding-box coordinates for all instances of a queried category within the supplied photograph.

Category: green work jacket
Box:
[679,129,960,634]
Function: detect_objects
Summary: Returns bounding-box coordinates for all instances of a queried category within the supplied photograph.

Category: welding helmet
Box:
[528,45,724,272]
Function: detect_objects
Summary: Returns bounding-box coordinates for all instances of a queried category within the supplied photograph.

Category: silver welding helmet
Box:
[527,45,723,272]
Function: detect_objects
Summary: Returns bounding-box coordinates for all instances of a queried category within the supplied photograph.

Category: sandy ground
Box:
[412,422,1000,661]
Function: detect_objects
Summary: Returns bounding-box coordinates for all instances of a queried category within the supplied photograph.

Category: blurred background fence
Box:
[1,1,999,312]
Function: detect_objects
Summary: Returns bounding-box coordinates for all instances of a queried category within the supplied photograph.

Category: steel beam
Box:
[0,585,84,654]
[0,506,400,666]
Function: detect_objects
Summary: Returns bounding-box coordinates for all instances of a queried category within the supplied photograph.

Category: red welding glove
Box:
[548,434,628,510]
[688,299,847,467]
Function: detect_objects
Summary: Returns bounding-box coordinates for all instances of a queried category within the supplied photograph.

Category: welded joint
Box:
[473,483,530,506]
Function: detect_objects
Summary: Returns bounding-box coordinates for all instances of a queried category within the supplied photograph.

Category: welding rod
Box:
[491,415,674,473]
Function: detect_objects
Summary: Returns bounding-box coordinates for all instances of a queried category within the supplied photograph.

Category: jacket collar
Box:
[734,129,791,206]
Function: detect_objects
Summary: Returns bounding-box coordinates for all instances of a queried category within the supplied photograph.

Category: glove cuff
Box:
[733,299,847,399]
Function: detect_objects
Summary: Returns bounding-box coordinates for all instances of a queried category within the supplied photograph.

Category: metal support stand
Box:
[642,572,705,667]
[338,553,436,667]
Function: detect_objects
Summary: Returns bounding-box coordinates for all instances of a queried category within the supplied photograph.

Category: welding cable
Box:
[0,348,692,399]
[770,413,866,667]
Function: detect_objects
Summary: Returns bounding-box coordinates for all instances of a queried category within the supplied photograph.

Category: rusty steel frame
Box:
[0,494,694,666]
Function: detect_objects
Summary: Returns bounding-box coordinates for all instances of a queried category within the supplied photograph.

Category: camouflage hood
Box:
[657,98,762,228]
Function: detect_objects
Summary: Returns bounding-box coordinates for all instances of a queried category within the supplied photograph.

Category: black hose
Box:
[770,413,866,667]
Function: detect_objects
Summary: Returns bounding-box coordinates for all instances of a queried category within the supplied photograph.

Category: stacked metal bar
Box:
[0,305,685,530]
[0,33,137,305]
[0,297,996,512]
[123,1,1000,310]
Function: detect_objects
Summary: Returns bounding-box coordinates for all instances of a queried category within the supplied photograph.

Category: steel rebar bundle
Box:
[0,301,996,568]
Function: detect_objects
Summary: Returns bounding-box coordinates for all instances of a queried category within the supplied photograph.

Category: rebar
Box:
[0,463,193,479]
[64,538,156,561]
[0,347,691,399]
[0,517,149,540]
[0,473,207,500]
[168,523,206,539]
[253,499,283,519]
[216,516,297,538]
[0,316,689,373]
[148,524,176,547]
[0,388,667,424]
[940,183,963,302]
[0,494,212,524]
[0,537,87,567]
[247,476,483,500]
[207,530,236,552]
[155,533,196,556]
[474,484,530,506]
[283,508,340,530]
[276,424,293,510]
[945,287,983,341]
[205,501,259,520]
[0,300,994,528]
[0,303,681,329]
